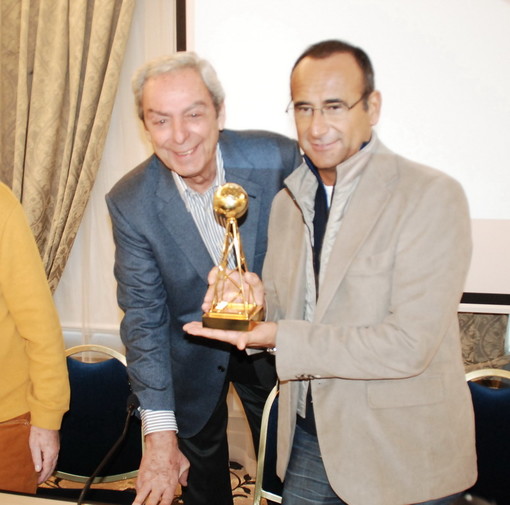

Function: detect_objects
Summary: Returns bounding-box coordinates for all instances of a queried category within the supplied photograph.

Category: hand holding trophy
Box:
[202,183,263,331]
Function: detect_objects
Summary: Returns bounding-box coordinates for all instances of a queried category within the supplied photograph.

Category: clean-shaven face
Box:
[142,67,225,193]
[290,53,381,185]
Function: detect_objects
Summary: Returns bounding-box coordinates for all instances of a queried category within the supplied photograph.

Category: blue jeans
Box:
[282,424,462,505]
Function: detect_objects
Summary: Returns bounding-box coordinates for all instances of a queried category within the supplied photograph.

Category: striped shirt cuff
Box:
[140,409,178,436]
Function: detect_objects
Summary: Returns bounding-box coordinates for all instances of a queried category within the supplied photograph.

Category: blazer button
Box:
[217,365,226,372]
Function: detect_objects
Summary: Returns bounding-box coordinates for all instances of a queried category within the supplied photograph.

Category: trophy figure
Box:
[202,183,263,331]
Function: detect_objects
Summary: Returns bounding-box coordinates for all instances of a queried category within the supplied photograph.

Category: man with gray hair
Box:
[106,52,300,505]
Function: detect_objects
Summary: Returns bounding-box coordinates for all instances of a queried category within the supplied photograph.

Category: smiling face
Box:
[142,67,226,193]
[290,52,381,185]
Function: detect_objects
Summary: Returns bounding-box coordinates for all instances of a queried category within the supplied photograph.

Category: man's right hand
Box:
[133,430,190,505]
[201,267,266,313]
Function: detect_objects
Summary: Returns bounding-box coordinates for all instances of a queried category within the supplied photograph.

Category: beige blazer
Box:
[263,140,477,505]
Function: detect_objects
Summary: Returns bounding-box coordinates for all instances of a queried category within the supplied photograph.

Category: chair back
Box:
[466,367,510,505]
[253,385,283,504]
[56,345,142,483]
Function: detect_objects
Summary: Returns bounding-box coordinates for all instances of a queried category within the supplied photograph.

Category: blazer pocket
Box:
[347,247,394,276]
[367,376,444,409]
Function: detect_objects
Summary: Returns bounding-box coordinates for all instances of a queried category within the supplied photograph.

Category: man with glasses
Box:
[185,39,477,505]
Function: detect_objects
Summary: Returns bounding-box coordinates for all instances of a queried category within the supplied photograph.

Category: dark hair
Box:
[292,39,375,98]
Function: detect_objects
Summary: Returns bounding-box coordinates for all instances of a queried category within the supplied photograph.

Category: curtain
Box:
[0,0,135,291]
[53,0,177,340]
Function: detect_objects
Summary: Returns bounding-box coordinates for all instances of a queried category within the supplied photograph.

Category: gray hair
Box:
[132,51,225,120]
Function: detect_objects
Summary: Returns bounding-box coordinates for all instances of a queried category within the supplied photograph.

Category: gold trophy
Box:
[202,183,263,331]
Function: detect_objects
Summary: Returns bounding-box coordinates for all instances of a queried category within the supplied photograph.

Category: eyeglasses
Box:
[286,94,367,122]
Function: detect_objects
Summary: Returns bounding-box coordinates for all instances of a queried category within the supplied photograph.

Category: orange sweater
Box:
[0,183,69,429]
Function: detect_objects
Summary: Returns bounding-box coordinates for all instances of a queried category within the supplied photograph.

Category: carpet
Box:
[39,472,492,505]
[40,461,258,504]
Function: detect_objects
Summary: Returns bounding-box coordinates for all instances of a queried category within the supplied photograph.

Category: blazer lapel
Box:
[151,132,267,280]
[221,136,263,271]
[315,148,398,321]
[154,162,214,280]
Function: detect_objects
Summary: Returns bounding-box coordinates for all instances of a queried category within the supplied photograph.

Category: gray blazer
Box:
[106,129,300,438]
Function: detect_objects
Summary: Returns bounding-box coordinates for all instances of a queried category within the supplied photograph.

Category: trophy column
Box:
[202,183,263,331]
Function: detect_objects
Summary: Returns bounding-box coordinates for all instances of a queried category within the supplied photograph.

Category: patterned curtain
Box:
[0,0,135,291]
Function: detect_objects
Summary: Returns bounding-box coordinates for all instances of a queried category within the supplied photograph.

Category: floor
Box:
[39,470,494,505]
[40,461,259,504]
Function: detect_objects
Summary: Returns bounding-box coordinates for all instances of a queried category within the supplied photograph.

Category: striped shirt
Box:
[140,147,228,435]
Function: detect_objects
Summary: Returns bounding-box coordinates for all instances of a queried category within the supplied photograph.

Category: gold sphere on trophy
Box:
[202,183,263,331]
[213,183,248,219]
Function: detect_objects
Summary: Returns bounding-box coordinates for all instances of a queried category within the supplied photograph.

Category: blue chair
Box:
[253,385,282,505]
[465,367,510,505]
[37,345,142,504]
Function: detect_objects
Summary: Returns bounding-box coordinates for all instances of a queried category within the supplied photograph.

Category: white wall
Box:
[55,0,510,336]
[189,0,510,296]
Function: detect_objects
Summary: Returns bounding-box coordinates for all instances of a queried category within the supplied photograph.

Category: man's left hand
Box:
[29,426,60,484]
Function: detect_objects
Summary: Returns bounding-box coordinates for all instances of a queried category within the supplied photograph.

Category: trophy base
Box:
[202,303,263,331]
